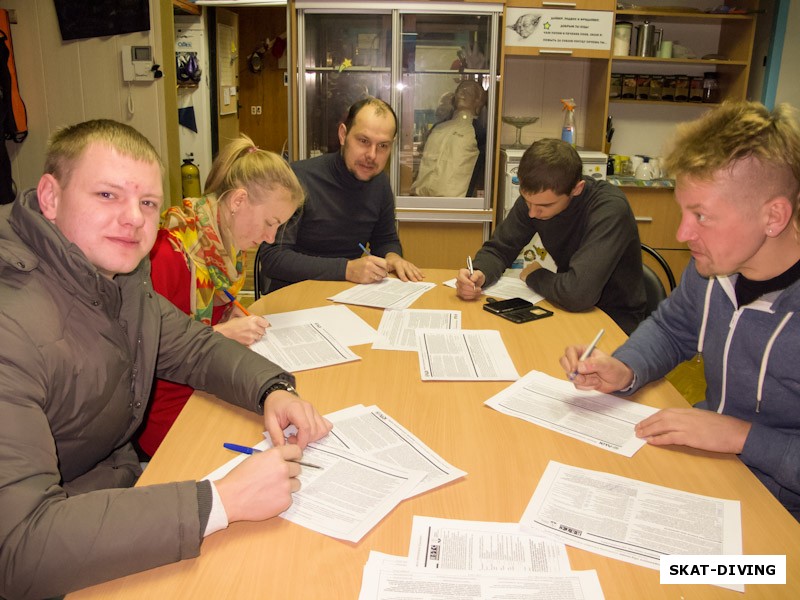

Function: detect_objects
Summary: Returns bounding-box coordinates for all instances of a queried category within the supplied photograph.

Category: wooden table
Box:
[70,270,800,599]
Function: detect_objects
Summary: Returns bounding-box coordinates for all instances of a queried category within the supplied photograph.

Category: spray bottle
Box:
[560,98,576,147]
[180,153,201,199]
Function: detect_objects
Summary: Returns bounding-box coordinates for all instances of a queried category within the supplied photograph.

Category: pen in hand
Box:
[569,328,605,381]
[223,442,322,469]
[221,289,252,317]
[467,255,475,291]
[358,242,371,256]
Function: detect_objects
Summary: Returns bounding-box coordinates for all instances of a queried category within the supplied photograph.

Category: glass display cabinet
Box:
[296,2,502,217]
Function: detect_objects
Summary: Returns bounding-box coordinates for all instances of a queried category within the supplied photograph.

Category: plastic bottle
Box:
[181,154,201,199]
[561,99,576,147]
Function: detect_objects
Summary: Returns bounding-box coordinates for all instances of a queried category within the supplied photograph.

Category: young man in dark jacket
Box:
[0,119,332,599]
[457,138,646,335]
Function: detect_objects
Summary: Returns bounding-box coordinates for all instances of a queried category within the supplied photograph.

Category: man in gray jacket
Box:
[561,102,800,521]
[0,120,332,598]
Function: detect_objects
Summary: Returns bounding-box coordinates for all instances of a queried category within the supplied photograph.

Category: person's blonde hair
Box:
[664,102,800,216]
[44,119,163,186]
[204,134,304,209]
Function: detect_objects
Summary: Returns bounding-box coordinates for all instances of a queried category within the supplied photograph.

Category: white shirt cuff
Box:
[203,479,230,537]
[619,372,637,393]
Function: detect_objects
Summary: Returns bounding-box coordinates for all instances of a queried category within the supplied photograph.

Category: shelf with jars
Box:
[610,3,756,107]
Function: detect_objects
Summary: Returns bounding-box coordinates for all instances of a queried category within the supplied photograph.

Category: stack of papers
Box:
[328,279,436,309]
[358,516,605,599]
[521,461,744,592]
[485,370,659,456]
[207,404,466,542]
[443,275,545,304]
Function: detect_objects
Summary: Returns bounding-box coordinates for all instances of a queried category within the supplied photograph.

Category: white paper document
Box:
[249,322,360,372]
[206,439,426,543]
[408,516,571,572]
[373,309,461,351]
[279,443,426,542]
[521,461,743,590]
[358,560,605,600]
[484,370,659,457]
[265,304,377,347]
[318,404,467,498]
[416,329,519,381]
[328,279,436,310]
[443,276,545,304]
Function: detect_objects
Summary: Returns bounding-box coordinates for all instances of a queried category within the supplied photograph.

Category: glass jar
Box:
[636,73,651,100]
[609,73,622,99]
[689,76,704,102]
[674,75,690,102]
[621,75,637,99]
[702,71,721,103]
[661,75,676,101]
[649,75,663,101]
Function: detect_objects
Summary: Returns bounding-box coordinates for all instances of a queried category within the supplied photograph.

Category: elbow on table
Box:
[551,294,599,313]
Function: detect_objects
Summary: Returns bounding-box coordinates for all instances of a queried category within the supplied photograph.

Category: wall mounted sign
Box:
[506,8,612,50]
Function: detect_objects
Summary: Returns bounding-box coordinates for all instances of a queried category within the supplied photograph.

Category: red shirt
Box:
[135,230,228,457]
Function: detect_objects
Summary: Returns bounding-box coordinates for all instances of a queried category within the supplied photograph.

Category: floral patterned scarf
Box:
[161,195,245,325]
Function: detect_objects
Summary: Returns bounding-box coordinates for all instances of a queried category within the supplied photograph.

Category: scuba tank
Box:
[180,154,201,198]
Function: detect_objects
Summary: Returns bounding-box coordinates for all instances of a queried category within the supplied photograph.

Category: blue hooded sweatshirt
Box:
[615,259,800,521]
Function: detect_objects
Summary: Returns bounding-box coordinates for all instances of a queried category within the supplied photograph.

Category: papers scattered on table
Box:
[249,322,360,372]
[358,558,606,600]
[280,443,426,542]
[373,309,461,351]
[407,516,571,572]
[484,370,659,456]
[328,278,436,309]
[319,404,467,498]
[416,329,519,381]
[206,404,466,543]
[521,461,743,592]
[358,515,606,600]
[265,304,377,347]
[443,275,545,304]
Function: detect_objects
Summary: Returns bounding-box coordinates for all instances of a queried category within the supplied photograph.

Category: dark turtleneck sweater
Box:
[258,151,403,292]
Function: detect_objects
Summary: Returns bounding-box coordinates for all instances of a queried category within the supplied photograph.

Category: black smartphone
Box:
[483,297,554,324]
[482,297,533,314]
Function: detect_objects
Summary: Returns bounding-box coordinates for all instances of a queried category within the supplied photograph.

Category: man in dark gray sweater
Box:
[456,139,646,334]
[258,98,423,293]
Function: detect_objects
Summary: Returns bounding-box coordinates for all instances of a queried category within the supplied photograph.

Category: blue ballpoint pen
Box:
[220,289,251,316]
[223,442,322,469]
[358,242,371,255]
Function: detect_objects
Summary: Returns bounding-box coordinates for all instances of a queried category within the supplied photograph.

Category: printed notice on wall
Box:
[505,9,612,50]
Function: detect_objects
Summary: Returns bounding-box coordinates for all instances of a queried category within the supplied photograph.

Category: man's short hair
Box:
[664,101,800,214]
[342,97,398,138]
[517,138,582,196]
[44,119,163,187]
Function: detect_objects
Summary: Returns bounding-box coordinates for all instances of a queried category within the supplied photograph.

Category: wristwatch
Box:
[257,379,298,414]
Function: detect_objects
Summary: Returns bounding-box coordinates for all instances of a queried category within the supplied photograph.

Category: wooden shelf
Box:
[173,0,200,16]
[611,56,748,67]
[616,9,754,21]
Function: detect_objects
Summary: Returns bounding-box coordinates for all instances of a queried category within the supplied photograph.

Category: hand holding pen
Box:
[560,329,636,393]
[214,289,270,346]
[568,329,604,381]
[455,256,485,301]
[214,443,308,523]
[345,242,388,283]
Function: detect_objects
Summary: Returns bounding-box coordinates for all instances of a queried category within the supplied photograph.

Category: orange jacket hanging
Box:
[0,8,27,143]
